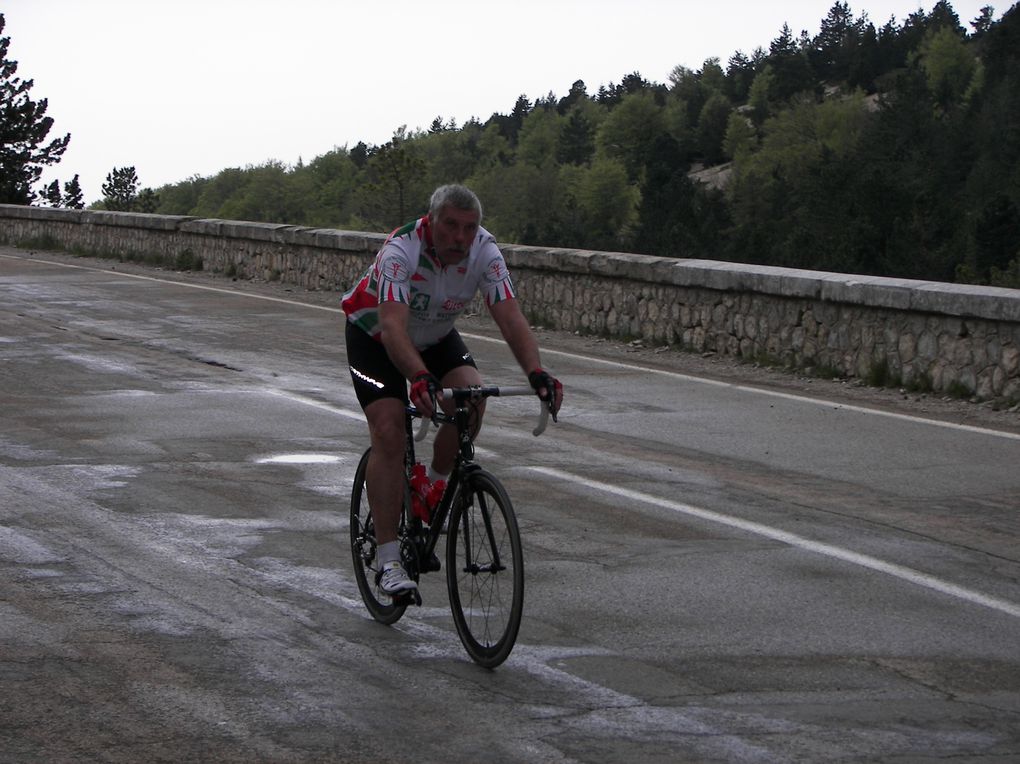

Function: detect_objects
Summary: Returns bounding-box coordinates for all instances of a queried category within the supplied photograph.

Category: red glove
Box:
[410,370,440,417]
[528,368,563,420]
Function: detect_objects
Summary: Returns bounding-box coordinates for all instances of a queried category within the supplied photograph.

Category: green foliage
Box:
[0,14,71,204]
[35,175,83,209]
[43,179,61,206]
[62,174,84,209]
[101,166,139,211]
[865,357,898,387]
[914,25,978,111]
[696,93,733,164]
[595,90,666,181]
[359,127,428,226]
[990,257,1020,288]
[723,112,757,161]
[174,248,202,271]
[138,1,1019,288]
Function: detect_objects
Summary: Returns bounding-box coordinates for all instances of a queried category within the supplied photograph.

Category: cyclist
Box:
[342,184,563,596]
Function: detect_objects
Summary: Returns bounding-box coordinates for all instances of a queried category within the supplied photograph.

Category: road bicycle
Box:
[350,385,550,668]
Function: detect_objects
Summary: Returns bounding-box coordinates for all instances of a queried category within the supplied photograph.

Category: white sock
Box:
[377,540,400,566]
[427,466,449,483]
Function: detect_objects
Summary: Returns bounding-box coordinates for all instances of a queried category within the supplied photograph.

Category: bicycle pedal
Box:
[422,553,441,573]
[392,589,423,607]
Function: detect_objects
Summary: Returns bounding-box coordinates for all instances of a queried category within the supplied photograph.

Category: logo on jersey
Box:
[443,298,465,311]
[378,253,411,285]
[410,293,431,311]
[483,260,509,284]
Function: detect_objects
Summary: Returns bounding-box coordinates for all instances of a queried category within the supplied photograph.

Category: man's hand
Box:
[410,370,441,417]
[528,368,563,421]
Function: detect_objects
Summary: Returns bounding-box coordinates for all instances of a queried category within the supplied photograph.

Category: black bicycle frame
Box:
[403,392,489,570]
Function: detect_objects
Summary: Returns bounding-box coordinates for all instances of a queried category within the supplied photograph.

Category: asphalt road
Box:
[2,248,1019,763]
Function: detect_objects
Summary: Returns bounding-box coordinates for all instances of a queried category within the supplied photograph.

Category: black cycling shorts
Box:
[345,321,477,408]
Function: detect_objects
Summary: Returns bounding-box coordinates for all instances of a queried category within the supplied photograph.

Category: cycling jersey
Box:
[342,215,516,349]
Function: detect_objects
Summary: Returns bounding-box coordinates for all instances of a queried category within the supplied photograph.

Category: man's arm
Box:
[488,298,542,373]
[489,299,564,415]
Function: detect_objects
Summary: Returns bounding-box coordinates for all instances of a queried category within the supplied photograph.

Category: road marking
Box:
[7,250,1019,441]
[261,388,365,420]
[529,466,1020,620]
[256,376,1020,621]
[482,342,1020,442]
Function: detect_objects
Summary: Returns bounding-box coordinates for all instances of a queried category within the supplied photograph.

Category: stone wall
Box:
[3,203,1019,403]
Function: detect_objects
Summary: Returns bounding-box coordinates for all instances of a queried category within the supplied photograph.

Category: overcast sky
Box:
[3,0,1000,205]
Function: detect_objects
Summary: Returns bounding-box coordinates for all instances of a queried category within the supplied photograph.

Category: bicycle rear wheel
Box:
[350,448,407,624]
[446,469,524,668]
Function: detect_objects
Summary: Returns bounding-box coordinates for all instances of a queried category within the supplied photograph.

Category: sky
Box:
[3,0,1001,205]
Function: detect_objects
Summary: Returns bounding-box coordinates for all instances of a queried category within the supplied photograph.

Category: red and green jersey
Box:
[342,215,516,349]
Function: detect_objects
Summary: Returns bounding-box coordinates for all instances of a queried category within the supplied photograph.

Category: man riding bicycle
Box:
[342,184,563,596]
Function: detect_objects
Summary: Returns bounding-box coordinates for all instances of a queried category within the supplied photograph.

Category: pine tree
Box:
[62,174,84,209]
[43,178,62,206]
[102,166,139,211]
[0,14,71,204]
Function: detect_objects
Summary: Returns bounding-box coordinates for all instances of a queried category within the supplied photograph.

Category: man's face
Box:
[432,206,480,266]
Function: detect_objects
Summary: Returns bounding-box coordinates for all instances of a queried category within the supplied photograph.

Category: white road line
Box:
[470,340,1020,442]
[1,253,344,312]
[9,251,1018,441]
[261,388,365,421]
[254,379,1020,621]
[529,465,1020,620]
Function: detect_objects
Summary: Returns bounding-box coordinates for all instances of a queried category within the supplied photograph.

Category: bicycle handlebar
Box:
[413,385,551,441]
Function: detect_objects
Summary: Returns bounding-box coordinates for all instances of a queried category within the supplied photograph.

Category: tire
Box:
[445,469,524,668]
[350,448,407,624]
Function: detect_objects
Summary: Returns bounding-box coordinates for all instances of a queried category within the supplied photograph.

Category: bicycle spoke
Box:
[447,471,524,668]
[349,448,407,624]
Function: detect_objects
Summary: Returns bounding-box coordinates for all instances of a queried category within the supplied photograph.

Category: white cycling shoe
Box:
[377,561,417,596]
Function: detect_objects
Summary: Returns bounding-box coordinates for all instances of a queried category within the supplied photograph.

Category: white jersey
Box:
[342,215,516,349]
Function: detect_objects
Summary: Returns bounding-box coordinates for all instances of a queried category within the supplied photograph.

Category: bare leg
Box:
[364,397,406,545]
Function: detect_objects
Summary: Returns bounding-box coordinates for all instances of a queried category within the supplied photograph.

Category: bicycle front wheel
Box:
[446,469,524,668]
[350,448,407,624]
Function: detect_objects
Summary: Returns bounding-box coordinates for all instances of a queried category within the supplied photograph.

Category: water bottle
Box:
[410,463,430,522]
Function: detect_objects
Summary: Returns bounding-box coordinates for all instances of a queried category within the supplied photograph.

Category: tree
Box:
[766,23,818,102]
[723,111,757,161]
[557,107,596,165]
[0,14,71,204]
[516,107,562,168]
[696,93,733,164]
[217,161,306,224]
[62,174,83,209]
[971,6,995,36]
[134,187,159,213]
[359,127,427,226]
[811,2,858,82]
[43,179,62,207]
[725,51,758,103]
[575,157,641,251]
[747,65,776,124]
[915,25,978,112]
[556,80,589,115]
[635,133,728,258]
[486,95,532,146]
[595,90,667,181]
[101,166,139,211]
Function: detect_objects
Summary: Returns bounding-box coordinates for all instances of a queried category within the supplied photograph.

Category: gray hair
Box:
[428,184,483,222]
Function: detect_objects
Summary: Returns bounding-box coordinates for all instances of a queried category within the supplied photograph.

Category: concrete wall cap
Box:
[910,282,1020,321]
[0,204,83,223]
[179,218,226,235]
[80,210,193,230]
[216,220,297,241]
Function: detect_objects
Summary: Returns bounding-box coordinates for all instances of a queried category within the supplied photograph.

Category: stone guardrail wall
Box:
[2,203,1019,403]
